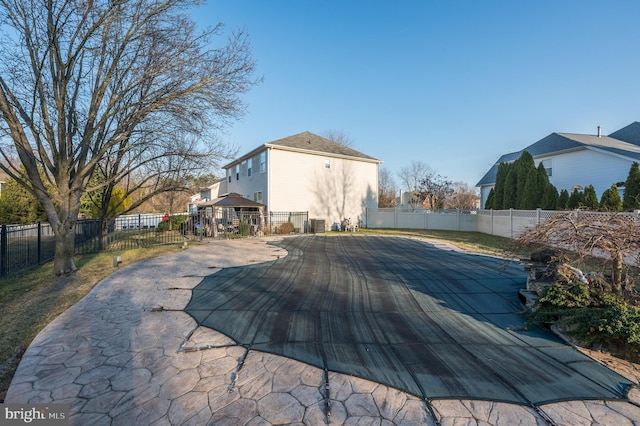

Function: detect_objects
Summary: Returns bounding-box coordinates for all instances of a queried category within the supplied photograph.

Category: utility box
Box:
[310,219,326,233]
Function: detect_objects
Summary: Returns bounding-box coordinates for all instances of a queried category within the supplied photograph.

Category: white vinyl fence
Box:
[365,208,478,232]
[365,208,640,239]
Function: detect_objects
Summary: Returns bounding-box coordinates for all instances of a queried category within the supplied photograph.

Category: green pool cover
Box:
[184,235,633,405]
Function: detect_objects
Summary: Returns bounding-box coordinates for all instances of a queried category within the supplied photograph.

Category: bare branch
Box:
[0,0,257,274]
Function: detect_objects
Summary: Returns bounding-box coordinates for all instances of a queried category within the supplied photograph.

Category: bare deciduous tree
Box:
[321,129,354,148]
[517,210,640,294]
[446,181,479,209]
[0,0,257,274]
[398,161,433,207]
[378,166,396,208]
[418,173,453,209]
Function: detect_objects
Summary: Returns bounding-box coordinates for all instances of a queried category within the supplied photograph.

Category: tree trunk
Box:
[98,218,110,251]
[53,224,77,275]
[611,251,623,295]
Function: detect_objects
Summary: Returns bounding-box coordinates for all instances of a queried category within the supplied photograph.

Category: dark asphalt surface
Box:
[185,235,633,405]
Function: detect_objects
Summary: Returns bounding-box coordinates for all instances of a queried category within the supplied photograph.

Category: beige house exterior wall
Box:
[268,149,379,229]
[226,146,379,230]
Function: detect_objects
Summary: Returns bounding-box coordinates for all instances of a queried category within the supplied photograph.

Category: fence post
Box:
[394,208,397,229]
[0,224,7,278]
[510,208,514,239]
[537,208,541,225]
[491,209,494,235]
[37,222,42,264]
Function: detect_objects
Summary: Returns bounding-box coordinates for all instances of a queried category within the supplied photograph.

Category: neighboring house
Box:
[477,122,640,208]
[222,131,381,230]
[188,178,227,213]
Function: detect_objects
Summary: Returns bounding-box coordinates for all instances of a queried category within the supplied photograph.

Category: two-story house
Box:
[222,131,381,230]
[477,122,640,208]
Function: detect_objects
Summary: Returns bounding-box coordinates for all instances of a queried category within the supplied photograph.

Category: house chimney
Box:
[597,125,602,137]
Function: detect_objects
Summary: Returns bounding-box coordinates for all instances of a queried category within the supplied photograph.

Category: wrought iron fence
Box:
[0,210,309,279]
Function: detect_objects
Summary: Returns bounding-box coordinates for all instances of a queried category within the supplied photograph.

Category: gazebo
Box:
[194,193,266,237]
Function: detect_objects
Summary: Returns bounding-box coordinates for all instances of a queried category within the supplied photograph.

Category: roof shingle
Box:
[266,131,379,161]
[224,131,380,168]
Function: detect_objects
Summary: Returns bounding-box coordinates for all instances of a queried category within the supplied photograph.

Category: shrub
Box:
[589,305,640,345]
[157,215,186,232]
[530,282,640,357]
[238,221,250,236]
[276,222,294,234]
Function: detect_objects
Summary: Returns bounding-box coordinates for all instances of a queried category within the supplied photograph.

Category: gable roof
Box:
[224,131,380,168]
[266,131,379,160]
[476,123,640,187]
[608,122,640,146]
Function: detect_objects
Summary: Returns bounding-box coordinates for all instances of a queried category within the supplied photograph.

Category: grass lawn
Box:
[351,228,526,258]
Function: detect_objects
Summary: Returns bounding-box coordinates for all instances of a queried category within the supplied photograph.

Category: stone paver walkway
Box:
[6,237,640,425]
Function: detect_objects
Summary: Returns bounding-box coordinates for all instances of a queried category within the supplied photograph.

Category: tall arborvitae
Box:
[493,162,510,209]
[568,188,584,209]
[558,189,570,209]
[514,151,536,209]
[522,167,541,209]
[541,183,559,210]
[583,185,599,209]
[484,188,495,209]
[537,163,551,192]
[623,162,640,210]
[600,184,623,211]
[503,167,518,208]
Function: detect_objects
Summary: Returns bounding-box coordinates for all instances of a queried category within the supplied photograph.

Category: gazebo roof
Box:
[200,193,265,209]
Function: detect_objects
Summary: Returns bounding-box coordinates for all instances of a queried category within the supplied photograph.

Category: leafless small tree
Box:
[418,173,453,209]
[517,210,640,294]
[0,0,257,274]
[446,181,479,209]
[398,161,433,207]
[378,166,397,208]
[321,129,354,148]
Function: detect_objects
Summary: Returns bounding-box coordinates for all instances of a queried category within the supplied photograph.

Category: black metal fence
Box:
[0,211,309,279]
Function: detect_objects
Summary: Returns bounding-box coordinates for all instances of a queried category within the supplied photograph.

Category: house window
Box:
[254,191,262,203]
[325,159,331,169]
[247,158,252,177]
[541,159,552,177]
[236,164,240,180]
[260,152,266,173]
[228,171,231,183]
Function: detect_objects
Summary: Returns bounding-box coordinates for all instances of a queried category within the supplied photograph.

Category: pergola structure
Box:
[194,193,266,237]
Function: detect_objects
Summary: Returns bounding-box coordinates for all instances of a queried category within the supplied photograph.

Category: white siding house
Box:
[222,131,381,230]
[477,122,640,208]
[188,178,227,213]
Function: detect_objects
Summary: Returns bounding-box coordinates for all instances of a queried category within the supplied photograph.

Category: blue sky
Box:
[197,1,640,189]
